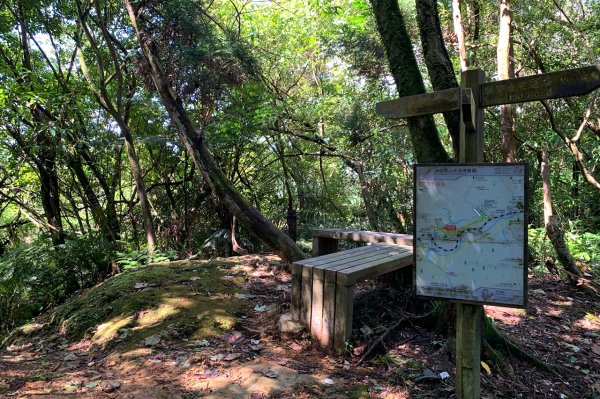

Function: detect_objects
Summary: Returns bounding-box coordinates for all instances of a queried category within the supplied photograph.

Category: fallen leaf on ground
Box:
[289,342,303,352]
[196,369,220,379]
[226,331,243,344]
[102,380,121,393]
[144,334,161,346]
[224,353,241,361]
[262,370,278,379]
[254,304,269,312]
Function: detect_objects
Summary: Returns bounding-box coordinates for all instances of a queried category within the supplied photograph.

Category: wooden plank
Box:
[300,266,313,327]
[480,64,600,107]
[296,244,382,267]
[334,283,354,349]
[338,249,413,285]
[310,268,325,343]
[375,88,461,119]
[313,228,413,248]
[304,245,403,269]
[291,262,303,321]
[322,270,337,347]
[456,303,482,399]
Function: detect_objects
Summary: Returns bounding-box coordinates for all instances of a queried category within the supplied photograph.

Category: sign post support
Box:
[455,68,485,399]
[375,63,599,399]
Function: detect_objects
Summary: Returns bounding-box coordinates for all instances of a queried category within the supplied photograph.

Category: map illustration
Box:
[414,164,527,307]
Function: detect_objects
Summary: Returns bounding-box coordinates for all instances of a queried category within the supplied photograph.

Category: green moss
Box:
[27,259,251,350]
[348,384,370,399]
[27,372,61,381]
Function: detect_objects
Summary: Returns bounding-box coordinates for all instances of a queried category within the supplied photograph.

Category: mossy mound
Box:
[11,258,250,351]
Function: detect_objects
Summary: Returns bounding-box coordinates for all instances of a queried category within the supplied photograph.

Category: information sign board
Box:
[414,163,528,307]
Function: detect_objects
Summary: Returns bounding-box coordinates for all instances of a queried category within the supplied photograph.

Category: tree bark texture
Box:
[416,0,461,159]
[497,0,518,162]
[370,0,451,163]
[538,149,582,282]
[452,0,468,71]
[14,4,65,246]
[76,0,157,251]
[125,1,306,263]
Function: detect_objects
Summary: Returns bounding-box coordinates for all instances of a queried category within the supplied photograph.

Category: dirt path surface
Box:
[1,255,599,398]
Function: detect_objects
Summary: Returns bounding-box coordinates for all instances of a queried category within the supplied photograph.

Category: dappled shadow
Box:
[3,255,598,398]
[0,255,355,398]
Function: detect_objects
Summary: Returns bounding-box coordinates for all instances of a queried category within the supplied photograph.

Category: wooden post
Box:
[376,63,600,399]
[456,68,485,399]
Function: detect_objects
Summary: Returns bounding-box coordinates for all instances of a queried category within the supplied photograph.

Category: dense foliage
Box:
[0,0,599,333]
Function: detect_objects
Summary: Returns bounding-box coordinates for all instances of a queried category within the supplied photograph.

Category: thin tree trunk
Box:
[370,0,451,163]
[125,1,305,263]
[452,0,468,71]
[231,216,248,255]
[538,149,582,282]
[346,159,379,230]
[67,156,116,242]
[497,0,518,162]
[16,3,65,246]
[76,0,156,251]
[121,124,156,251]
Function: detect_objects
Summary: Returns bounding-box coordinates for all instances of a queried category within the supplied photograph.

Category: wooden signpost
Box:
[375,64,600,399]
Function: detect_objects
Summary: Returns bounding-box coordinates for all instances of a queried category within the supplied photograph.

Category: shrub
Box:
[0,234,114,334]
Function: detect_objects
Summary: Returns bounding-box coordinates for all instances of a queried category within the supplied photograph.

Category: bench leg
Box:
[334,283,354,350]
[310,268,325,344]
[321,271,338,347]
[312,237,338,257]
[300,266,313,327]
[291,263,302,321]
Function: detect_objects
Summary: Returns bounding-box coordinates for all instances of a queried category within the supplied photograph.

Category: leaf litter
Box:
[1,256,599,398]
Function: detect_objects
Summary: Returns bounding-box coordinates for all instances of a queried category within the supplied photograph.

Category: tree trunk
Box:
[37,133,65,246]
[346,159,379,230]
[497,0,518,162]
[67,155,117,243]
[370,0,451,163]
[538,149,582,282]
[415,0,461,159]
[452,0,468,71]
[125,1,306,263]
[121,123,157,252]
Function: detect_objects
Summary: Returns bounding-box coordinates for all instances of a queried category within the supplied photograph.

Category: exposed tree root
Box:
[482,314,563,376]
[356,302,564,377]
[357,316,407,365]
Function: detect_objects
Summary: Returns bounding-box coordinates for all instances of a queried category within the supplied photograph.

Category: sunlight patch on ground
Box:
[484,305,526,326]
[134,298,191,328]
[574,312,600,330]
[93,316,134,346]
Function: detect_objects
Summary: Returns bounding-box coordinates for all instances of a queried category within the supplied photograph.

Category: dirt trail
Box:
[1,255,599,398]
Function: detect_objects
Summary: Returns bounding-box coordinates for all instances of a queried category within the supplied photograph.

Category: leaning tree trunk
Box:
[125,1,305,263]
[415,0,461,159]
[370,0,451,163]
[538,149,583,282]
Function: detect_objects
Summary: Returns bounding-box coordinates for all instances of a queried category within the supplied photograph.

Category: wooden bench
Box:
[291,229,413,349]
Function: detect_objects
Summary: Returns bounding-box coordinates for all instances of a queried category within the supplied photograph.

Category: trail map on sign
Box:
[414,164,527,307]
